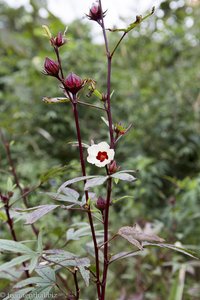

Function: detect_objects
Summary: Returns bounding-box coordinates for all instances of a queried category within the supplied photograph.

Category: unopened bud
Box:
[0,194,9,203]
[108,160,120,174]
[96,196,106,211]
[51,32,66,48]
[87,1,106,22]
[44,57,59,77]
[64,72,83,95]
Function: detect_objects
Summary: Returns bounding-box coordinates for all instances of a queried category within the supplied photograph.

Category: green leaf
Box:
[0,239,34,254]
[110,250,142,263]
[0,255,31,272]
[111,172,136,182]
[15,205,60,224]
[66,226,92,241]
[37,231,43,253]
[6,177,14,191]
[45,190,80,204]
[14,277,46,288]
[168,265,186,300]
[118,226,164,250]
[143,242,200,259]
[35,266,56,283]
[42,97,70,104]
[42,25,52,38]
[84,176,108,190]
[101,116,109,127]
[0,211,7,221]
[112,195,134,203]
[58,175,97,192]
[79,265,90,287]
[29,255,39,273]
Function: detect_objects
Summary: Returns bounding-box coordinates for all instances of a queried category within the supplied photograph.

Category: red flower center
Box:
[96,151,108,162]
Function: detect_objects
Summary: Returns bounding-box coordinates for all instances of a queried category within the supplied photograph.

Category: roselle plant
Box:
[0,1,199,300]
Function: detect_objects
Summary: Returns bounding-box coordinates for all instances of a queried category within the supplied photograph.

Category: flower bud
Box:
[0,194,9,203]
[51,32,66,48]
[108,160,120,174]
[115,123,126,136]
[87,1,106,22]
[96,196,106,211]
[64,72,83,95]
[44,57,59,77]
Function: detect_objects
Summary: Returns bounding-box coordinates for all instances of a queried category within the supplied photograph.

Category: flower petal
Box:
[98,142,110,151]
[87,144,99,155]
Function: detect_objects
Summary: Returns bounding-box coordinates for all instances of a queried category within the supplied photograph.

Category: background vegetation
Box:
[0,0,200,299]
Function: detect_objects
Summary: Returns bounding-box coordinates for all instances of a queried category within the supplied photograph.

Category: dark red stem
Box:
[73,269,80,299]
[98,2,115,299]
[4,199,30,279]
[101,178,112,299]
[71,98,101,299]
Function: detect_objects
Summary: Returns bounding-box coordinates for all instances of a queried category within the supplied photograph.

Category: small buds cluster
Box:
[96,196,106,211]
[87,1,106,22]
[64,72,84,95]
[43,57,59,77]
[51,32,66,48]
[115,123,127,136]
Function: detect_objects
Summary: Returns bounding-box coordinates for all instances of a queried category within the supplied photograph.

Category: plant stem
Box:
[111,32,127,58]
[0,130,38,237]
[71,99,101,299]
[98,2,115,298]
[101,178,112,299]
[55,47,65,80]
[99,5,115,149]
[4,199,30,279]
[73,269,80,299]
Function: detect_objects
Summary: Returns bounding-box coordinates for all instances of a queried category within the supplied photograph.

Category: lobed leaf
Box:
[118,226,165,250]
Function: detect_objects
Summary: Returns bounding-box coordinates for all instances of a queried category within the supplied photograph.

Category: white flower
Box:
[87,142,115,168]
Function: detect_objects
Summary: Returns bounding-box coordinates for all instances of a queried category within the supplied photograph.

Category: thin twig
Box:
[77,100,106,111]
[3,197,30,279]
[73,268,80,299]
[111,32,127,58]
[0,130,38,237]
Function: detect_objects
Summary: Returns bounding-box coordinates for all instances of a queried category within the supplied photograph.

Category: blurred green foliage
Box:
[0,0,200,299]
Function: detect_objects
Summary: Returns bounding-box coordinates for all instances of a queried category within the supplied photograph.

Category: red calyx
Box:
[44,57,59,77]
[64,72,84,95]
